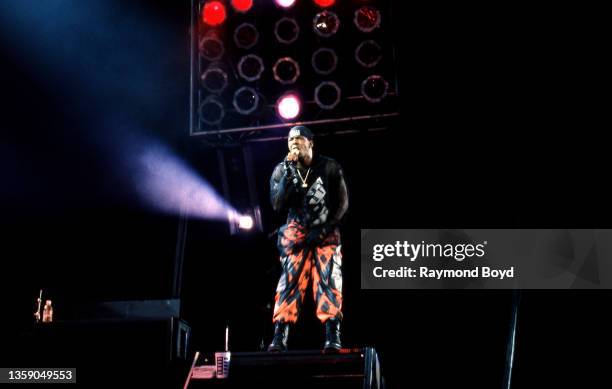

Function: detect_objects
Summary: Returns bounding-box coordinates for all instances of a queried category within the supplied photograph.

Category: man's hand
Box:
[283,148,302,189]
[286,147,299,162]
[283,148,298,174]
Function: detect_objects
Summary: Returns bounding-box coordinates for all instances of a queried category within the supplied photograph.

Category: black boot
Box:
[268,321,289,352]
[323,318,342,352]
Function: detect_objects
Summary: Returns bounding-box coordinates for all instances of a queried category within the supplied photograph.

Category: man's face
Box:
[288,135,313,157]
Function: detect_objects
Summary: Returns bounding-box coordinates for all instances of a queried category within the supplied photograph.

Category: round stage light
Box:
[273,57,300,85]
[199,33,224,61]
[355,40,382,68]
[275,0,296,8]
[234,23,258,49]
[238,215,254,230]
[237,54,264,82]
[354,6,381,33]
[231,0,253,13]
[201,67,228,93]
[314,0,335,8]
[276,93,301,120]
[361,75,388,103]
[233,86,260,115]
[275,17,300,44]
[202,1,227,27]
[314,81,341,110]
[311,47,338,75]
[313,11,340,37]
[199,97,225,125]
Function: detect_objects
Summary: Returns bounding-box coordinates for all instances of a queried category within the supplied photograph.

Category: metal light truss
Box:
[189,0,400,143]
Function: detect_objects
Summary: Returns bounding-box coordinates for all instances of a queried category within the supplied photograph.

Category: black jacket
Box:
[270,154,348,229]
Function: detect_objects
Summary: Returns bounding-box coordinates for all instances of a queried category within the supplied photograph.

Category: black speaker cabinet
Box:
[10,317,190,385]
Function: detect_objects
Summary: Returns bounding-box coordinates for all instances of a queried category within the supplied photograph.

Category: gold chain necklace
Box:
[296,167,311,188]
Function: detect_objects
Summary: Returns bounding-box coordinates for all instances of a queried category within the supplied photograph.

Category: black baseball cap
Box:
[288,125,314,140]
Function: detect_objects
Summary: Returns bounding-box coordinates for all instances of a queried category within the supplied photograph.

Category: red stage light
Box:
[202,1,226,27]
[314,0,335,8]
[231,0,253,13]
[354,6,381,32]
[277,93,301,120]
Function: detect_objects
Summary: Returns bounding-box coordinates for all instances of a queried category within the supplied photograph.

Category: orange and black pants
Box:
[272,220,343,324]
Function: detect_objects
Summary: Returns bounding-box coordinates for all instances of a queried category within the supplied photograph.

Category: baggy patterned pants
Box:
[272,220,343,324]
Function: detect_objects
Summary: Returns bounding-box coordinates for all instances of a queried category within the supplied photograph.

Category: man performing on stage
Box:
[268,125,349,352]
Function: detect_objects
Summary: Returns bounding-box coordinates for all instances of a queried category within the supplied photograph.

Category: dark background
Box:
[0,0,608,387]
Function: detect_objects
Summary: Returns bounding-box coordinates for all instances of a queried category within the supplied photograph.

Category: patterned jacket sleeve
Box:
[270,162,295,212]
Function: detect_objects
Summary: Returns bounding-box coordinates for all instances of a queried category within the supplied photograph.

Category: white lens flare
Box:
[238,215,254,230]
[276,93,301,119]
[275,0,296,8]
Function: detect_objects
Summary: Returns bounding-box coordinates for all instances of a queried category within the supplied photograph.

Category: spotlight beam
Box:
[110,132,244,223]
[133,139,234,220]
